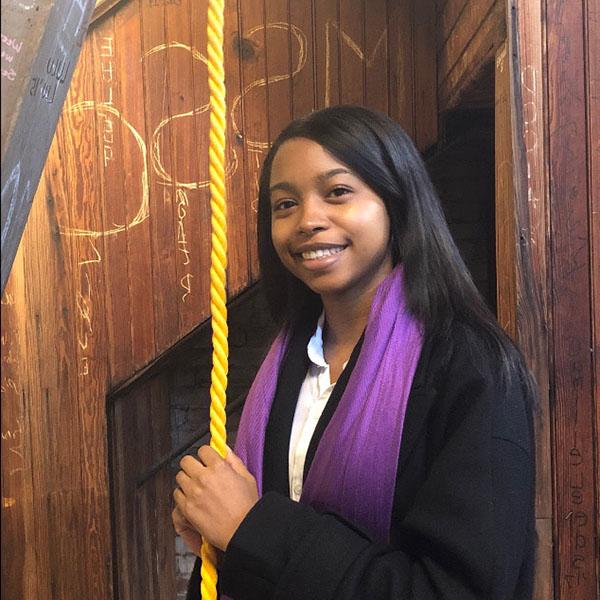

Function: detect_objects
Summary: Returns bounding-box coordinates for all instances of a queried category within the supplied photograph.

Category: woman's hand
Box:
[172,446,259,552]
[171,505,203,557]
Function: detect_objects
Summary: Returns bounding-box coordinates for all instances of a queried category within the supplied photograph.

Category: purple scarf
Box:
[234,266,424,543]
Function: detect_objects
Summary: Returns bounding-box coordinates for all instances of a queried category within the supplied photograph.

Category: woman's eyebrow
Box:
[269,168,352,195]
[316,168,351,183]
[269,181,299,195]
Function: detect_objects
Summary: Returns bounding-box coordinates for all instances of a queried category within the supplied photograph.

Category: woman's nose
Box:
[297,198,329,234]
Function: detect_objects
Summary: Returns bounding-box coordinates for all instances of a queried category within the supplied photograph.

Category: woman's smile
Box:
[293,243,349,269]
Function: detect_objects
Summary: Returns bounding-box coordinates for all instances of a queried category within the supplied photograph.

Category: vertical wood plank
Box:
[1,247,37,599]
[23,175,83,598]
[70,31,113,600]
[547,0,597,596]
[387,0,414,136]
[494,41,517,339]
[164,0,209,334]
[139,0,180,356]
[237,0,269,281]
[413,0,438,151]
[339,0,365,105]
[51,25,113,598]
[289,0,316,118]
[364,0,389,114]
[264,0,293,142]
[89,21,134,385]
[508,4,554,599]
[150,376,177,599]
[584,1,600,594]
[221,0,250,295]
[114,0,157,370]
[314,0,340,108]
[509,7,554,600]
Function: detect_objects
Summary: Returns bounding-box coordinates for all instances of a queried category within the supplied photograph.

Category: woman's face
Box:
[269,138,393,303]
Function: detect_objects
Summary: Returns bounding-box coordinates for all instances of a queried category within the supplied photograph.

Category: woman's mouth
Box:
[300,245,346,260]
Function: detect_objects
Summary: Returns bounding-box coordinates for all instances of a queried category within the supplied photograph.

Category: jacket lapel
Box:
[262,324,311,496]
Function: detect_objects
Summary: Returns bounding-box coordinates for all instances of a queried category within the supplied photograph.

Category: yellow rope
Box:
[201,0,228,597]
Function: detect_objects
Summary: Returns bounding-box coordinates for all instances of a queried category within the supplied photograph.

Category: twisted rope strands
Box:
[201,0,228,597]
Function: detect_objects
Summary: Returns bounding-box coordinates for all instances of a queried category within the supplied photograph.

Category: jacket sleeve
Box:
[218,340,535,600]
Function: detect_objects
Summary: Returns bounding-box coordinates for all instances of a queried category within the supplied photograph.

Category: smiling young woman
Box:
[173,106,537,600]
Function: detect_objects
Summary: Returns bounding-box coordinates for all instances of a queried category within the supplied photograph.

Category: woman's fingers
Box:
[175,469,194,496]
[225,449,250,478]
[197,444,221,466]
[171,505,203,557]
[179,454,204,476]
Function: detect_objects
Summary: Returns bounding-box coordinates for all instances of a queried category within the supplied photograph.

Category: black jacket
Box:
[187,321,536,600]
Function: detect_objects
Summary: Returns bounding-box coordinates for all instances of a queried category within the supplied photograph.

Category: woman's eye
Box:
[273,199,296,211]
[328,186,351,198]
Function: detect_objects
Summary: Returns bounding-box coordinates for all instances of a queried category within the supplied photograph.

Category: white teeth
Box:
[301,246,345,260]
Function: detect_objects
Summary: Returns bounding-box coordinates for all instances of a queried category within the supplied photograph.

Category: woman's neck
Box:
[322,297,370,350]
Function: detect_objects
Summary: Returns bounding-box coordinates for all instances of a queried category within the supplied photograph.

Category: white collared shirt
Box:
[288,313,348,501]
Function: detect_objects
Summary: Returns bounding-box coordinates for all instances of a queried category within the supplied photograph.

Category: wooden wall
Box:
[495,1,600,599]
[436,0,505,112]
[544,0,599,596]
[0,1,437,598]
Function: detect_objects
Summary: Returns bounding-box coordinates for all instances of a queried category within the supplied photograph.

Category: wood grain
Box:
[413,0,438,151]
[237,0,269,282]
[364,0,388,114]
[1,247,31,600]
[437,0,495,86]
[436,0,469,52]
[139,0,180,357]
[494,41,517,340]
[314,0,340,108]
[221,0,251,295]
[289,0,316,118]
[438,0,505,112]
[166,0,209,334]
[339,0,365,105]
[386,1,414,135]
[584,5,600,595]
[547,0,597,596]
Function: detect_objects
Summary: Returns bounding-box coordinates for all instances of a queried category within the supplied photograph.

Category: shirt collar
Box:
[306,311,328,368]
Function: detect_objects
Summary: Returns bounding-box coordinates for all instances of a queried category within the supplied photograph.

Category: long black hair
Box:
[257,105,535,391]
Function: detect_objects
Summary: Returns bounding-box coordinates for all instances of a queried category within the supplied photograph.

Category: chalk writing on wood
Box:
[1,381,23,509]
[98,36,115,166]
[562,432,592,589]
[144,42,236,189]
[230,23,307,151]
[59,101,149,237]
[175,189,193,301]
[76,270,93,348]
[324,21,387,107]
[1,415,25,473]
[58,20,387,247]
